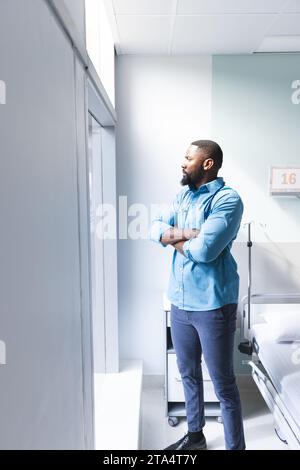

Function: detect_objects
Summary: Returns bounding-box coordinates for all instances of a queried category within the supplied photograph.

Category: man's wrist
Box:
[183,228,200,240]
[161,227,185,245]
[160,227,200,246]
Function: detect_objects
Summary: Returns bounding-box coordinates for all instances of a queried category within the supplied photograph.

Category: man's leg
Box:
[190,304,246,450]
[170,304,205,432]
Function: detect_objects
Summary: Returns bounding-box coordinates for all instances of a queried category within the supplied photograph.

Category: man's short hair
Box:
[191,139,223,170]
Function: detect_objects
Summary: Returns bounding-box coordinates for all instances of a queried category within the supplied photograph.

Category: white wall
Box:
[116,56,212,374]
[116,53,300,376]
[211,54,300,373]
[0,0,93,449]
[211,54,300,244]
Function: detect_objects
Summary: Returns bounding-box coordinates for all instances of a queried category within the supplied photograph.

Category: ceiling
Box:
[103,0,300,55]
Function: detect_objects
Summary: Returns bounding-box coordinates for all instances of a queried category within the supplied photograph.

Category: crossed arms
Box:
[149,195,243,262]
[160,228,200,255]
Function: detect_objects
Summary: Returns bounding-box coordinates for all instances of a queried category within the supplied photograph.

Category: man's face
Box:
[180,145,214,187]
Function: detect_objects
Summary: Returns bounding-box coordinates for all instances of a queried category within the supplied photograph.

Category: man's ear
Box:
[203,158,214,171]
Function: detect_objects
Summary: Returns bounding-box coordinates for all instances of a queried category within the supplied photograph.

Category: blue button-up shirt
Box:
[150,177,244,311]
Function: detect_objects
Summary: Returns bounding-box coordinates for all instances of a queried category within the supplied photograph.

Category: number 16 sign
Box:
[270,167,300,196]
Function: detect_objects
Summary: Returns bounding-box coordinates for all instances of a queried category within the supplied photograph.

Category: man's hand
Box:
[160,227,200,246]
[172,240,186,256]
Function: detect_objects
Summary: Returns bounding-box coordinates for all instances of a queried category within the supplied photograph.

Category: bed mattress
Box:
[250,323,300,428]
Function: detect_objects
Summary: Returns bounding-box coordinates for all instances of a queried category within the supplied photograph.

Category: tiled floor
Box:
[140,375,288,450]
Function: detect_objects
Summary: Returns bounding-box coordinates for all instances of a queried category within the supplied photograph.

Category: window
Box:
[85,0,115,107]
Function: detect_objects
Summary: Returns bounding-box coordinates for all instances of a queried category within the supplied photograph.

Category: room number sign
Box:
[270,167,300,196]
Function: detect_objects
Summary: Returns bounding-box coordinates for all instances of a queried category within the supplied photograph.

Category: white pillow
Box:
[263,310,300,342]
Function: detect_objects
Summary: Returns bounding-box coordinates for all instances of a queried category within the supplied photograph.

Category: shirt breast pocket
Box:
[176,208,188,228]
[186,205,204,229]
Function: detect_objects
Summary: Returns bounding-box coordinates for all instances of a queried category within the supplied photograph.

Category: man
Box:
[150,140,245,450]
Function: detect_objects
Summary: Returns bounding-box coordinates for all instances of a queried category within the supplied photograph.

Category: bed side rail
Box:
[239,293,300,355]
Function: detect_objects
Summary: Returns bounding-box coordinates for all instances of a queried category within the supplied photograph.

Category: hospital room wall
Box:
[116,53,300,376]
[211,54,300,373]
[211,54,300,244]
[116,56,212,374]
[211,54,300,372]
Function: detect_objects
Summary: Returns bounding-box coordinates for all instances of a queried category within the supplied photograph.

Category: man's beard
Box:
[180,165,206,188]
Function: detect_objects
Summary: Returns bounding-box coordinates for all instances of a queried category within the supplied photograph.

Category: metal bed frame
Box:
[240,292,300,449]
[238,223,300,449]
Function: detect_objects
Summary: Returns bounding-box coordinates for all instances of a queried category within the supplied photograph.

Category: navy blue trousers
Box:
[170,303,246,450]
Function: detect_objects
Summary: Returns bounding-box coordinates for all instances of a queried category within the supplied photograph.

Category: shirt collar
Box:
[188,177,224,195]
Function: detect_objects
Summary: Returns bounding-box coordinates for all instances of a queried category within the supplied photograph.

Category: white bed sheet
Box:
[250,323,300,428]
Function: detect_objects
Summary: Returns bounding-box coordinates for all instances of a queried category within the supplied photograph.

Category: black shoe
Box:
[164,433,207,450]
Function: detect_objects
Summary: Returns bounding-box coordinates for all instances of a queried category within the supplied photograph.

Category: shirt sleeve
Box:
[183,194,243,263]
[149,196,178,247]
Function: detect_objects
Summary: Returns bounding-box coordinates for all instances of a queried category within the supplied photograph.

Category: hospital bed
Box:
[240,293,300,449]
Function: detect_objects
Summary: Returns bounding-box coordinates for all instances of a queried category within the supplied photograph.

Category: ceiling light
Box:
[255,35,300,53]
